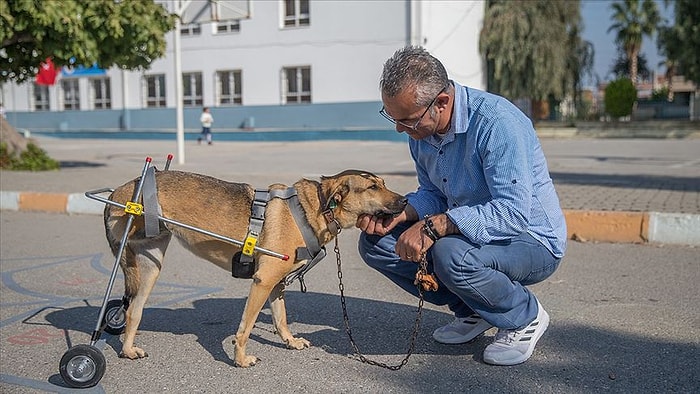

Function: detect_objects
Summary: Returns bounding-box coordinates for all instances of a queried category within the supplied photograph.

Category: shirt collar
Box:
[425,80,467,146]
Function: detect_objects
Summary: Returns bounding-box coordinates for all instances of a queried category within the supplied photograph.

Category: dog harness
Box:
[142,166,162,238]
[239,187,328,292]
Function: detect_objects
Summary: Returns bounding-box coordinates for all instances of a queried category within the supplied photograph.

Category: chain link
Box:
[334,237,426,370]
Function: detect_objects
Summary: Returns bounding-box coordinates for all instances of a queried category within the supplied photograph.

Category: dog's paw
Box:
[234,355,259,368]
[119,346,148,359]
[285,337,311,350]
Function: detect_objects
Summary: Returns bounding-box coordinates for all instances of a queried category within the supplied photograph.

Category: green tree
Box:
[569,23,596,119]
[657,0,700,85]
[479,0,583,103]
[611,48,652,80]
[608,0,661,84]
[0,0,176,83]
[605,77,637,118]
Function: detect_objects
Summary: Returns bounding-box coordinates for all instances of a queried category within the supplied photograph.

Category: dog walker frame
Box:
[58,155,290,389]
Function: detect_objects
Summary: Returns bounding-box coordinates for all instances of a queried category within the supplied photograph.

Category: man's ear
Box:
[436,92,450,111]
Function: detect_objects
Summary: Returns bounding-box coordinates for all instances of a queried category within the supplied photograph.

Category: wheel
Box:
[59,344,106,389]
[103,299,126,335]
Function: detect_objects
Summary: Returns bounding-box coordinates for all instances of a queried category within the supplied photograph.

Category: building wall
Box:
[1,0,485,132]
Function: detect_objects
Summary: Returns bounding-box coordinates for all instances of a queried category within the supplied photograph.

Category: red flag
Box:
[36,58,60,85]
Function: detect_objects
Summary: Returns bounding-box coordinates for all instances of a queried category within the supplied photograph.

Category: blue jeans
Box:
[358,223,561,330]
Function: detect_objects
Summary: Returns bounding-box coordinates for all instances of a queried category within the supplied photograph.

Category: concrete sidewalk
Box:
[1,135,699,245]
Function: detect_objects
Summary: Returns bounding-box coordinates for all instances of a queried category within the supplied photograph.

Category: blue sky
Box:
[580,0,675,86]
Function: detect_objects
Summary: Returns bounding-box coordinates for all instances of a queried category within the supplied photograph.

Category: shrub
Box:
[604,78,637,118]
[0,142,60,171]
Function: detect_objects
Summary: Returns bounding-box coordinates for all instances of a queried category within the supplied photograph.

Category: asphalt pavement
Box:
[0,134,699,392]
[0,211,698,393]
[2,135,699,244]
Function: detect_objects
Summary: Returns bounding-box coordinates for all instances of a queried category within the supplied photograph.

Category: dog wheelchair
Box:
[58,155,290,389]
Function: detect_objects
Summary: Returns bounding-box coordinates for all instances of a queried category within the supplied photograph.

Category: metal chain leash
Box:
[334,237,428,371]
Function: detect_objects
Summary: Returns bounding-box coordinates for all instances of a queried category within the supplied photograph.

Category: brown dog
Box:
[104,169,407,367]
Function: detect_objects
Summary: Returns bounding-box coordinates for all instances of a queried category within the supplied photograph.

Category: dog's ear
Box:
[327,184,349,209]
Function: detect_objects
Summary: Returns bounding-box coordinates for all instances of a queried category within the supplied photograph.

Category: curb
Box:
[2,191,699,246]
[1,191,104,216]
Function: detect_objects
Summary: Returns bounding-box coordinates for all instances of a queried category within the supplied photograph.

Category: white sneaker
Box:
[432,314,493,344]
[483,301,550,366]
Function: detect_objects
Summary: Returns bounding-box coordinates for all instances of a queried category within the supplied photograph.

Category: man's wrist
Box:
[422,216,440,241]
[427,213,458,237]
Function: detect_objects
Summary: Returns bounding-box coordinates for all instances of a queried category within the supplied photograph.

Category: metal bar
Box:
[90,157,152,345]
[85,189,290,261]
[164,154,173,170]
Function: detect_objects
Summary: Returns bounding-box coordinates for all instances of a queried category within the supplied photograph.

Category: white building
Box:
[2,0,485,132]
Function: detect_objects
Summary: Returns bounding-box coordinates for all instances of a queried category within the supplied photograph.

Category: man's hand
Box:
[356,212,404,236]
[356,203,416,236]
[395,220,434,262]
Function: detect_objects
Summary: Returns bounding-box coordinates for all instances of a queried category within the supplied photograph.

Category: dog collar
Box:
[317,185,341,235]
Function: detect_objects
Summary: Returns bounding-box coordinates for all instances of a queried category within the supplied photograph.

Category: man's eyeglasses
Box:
[379,88,444,131]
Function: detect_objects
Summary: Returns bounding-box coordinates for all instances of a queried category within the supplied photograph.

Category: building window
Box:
[284,0,310,27]
[282,66,311,104]
[61,79,80,110]
[216,70,242,105]
[216,20,240,34]
[91,77,111,109]
[33,84,50,111]
[181,23,201,36]
[145,74,166,108]
[183,72,203,106]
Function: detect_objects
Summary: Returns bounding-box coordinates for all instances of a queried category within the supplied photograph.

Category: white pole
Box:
[121,69,129,130]
[174,9,185,165]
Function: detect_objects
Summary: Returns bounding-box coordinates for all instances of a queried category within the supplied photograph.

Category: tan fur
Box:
[104,169,406,367]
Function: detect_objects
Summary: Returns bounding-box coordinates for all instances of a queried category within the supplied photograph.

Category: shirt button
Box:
[452,203,457,207]
[439,150,444,154]
[443,178,447,183]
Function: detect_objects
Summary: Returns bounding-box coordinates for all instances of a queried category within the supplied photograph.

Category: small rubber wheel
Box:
[103,299,126,335]
[59,344,106,388]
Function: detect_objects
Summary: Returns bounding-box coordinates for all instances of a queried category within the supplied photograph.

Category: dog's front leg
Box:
[269,282,311,350]
[232,279,273,367]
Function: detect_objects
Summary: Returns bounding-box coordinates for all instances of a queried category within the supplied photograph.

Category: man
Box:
[357,46,567,366]
[199,107,214,145]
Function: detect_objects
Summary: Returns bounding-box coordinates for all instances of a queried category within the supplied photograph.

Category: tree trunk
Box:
[629,49,638,84]
[0,117,29,157]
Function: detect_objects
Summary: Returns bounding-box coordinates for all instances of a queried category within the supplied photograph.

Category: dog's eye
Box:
[368,184,379,190]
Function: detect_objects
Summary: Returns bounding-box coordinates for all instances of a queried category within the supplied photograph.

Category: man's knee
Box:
[431,236,479,286]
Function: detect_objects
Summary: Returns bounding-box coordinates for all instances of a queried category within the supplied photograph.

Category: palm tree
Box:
[608,0,661,84]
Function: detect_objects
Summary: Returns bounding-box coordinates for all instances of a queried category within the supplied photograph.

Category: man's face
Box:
[381,88,442,140]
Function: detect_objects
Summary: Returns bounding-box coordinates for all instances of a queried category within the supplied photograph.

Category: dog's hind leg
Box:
[268,282,310,350]
[119,234,170,360]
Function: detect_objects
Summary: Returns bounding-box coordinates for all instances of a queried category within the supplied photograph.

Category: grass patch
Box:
[0,142,60,171]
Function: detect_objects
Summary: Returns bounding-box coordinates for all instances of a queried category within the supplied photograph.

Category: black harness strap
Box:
[239,187,328,292]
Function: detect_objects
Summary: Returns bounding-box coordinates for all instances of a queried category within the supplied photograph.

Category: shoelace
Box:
[495,318,539,344]
[494,329,517,344]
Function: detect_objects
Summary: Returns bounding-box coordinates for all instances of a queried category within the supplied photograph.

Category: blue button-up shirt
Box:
[406,82,567,258]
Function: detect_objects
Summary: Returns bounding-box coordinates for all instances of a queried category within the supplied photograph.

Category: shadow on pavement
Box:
[40,294,699,392]
[551,172,700,192]
[58,160,106,169]
[43,293,461,364]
